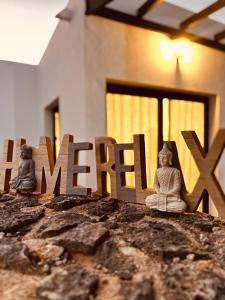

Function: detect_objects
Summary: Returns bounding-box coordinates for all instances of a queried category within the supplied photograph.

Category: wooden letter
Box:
[134,134,153,204]
[95,137,117,198]
[114,143,136,202]
[0,138,26,192]
[182,130,225,217]
[34,135,92,195]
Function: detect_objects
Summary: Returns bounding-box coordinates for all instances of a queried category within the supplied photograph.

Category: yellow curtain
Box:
[106,93,158,188]
[54,111,60,158]
[163,99,205,193]
[106,93,205,208]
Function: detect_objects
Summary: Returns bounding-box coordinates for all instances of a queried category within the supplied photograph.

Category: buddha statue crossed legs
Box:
[9,144,36,193]
[145,143,187,213]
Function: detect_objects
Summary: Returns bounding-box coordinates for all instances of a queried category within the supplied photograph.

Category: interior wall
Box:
[0,60,38,158]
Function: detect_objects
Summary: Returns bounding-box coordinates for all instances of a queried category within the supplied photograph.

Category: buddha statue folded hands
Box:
[145,143,187,213]
[9,144,36,193]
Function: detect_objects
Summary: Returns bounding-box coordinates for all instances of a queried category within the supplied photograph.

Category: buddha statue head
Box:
[20,144,32,160]
[158,143,173,167]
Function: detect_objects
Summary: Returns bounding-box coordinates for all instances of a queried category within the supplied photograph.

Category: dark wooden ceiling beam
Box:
[215,29,225,41]
[137,0,163,18]
[86,0,114,15]
[180,0,225,31]
[93,7,225,53]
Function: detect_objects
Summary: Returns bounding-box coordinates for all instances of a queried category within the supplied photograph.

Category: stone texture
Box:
[1,196,225,300]
[24,239,64,263]
[123,220,208,261]
[121,279,155,300]
[54,222,109,254]
[35,212,90,238]
[95,239,137,278]
[165,260,225,299]
[0,194,15,203]
[45,194,99,211]
[0,207,44,234]
[36,265,99,300]
[4,196,40,209]
[0,237,34,273]
[116,206,145,223]
[88,198,119,216]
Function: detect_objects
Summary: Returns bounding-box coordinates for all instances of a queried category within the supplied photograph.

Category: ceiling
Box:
[86,0,225,52]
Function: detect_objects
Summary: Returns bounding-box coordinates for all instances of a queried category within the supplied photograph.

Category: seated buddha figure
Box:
[145,143,187,213]
[9,144,36,192]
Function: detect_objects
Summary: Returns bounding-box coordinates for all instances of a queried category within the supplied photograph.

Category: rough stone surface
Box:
[123,220,209,261]
[45,194,99,211]
[95,239,137,278]
[1,194,225,300]
[36,265,99,300]
[0,237,34,273]
[35,212,90,238]
[54,222,109,254]
[116,206,145,223]
[0,194,15,203]
[88,198,119,216]
[121,279,155,300]
[0,207,44,234]
[23,239,65,263]
[165,260,225,299]
[4,196,40,209]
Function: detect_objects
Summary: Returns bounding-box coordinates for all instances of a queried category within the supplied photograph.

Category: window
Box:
[45,99,61,162]
[53,105,60,161]
[106,83,208,211]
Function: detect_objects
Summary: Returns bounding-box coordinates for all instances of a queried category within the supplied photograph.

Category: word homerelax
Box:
[0,131,225,217]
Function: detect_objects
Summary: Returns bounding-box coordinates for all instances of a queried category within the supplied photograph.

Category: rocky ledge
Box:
[0,193,225,300]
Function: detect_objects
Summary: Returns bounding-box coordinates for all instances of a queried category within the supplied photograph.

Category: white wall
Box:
[37,0,87,141]
[0,60,38,157]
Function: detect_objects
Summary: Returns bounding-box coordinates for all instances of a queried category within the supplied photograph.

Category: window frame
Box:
[106,82,209,212]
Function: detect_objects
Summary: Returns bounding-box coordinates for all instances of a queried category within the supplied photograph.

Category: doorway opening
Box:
[45,98,60,162]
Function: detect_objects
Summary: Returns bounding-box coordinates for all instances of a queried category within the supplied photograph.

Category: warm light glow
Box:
[54,112,60,158]
[160,37,193,64]
[107,93,158,188]
[160,38,174,62]
[172,38,193,63]
[163,99,205,193]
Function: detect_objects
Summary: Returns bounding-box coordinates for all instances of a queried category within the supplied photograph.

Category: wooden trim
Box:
[137,0,163,18]
[180,0,225,30]
[86,0,114,14]
[215,29,225,41]
[107,83,209,102]
[158,98,163,154]
[92,7,225,53]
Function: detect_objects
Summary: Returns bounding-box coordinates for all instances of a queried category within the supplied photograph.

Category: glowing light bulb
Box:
[159,37,193,64]
[172,38,193,63]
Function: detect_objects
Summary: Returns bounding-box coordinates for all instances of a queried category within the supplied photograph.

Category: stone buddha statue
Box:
[9,144,36,193]
[145,143,187,213]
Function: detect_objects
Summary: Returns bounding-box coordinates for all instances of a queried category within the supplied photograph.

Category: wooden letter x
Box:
[182,130,225,217]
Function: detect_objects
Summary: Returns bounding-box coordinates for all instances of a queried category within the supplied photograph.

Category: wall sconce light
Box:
[160,37,193,64]
[172,38,193,63]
